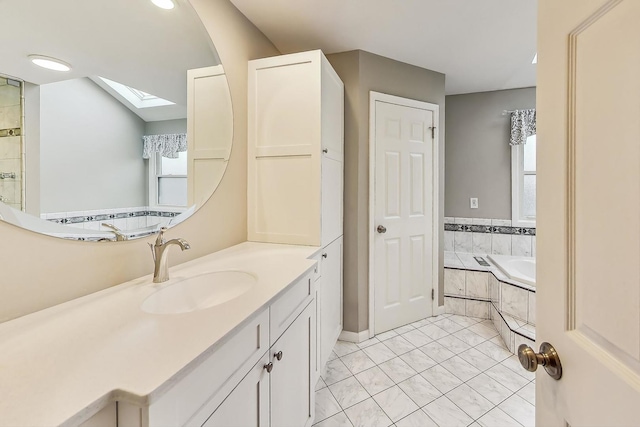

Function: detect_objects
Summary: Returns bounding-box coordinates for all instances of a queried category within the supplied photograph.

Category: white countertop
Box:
[0,242,320,427]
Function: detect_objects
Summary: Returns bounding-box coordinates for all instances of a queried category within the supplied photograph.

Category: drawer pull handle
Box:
[275,351,283,361]
[264,362,274,373]
[322,253,328,259]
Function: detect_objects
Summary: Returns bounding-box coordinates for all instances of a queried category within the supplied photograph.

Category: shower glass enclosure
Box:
[0,76,23,211]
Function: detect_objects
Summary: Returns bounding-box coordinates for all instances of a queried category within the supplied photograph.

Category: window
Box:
[148,152,188,208]
[511,134,536,226]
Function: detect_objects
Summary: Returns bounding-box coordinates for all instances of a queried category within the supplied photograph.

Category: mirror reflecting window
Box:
[0,0,233,241]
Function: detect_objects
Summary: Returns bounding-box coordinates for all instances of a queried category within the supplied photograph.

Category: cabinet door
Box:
[271,302,315,427]
[202,353,270,427]
[320,237,343,369]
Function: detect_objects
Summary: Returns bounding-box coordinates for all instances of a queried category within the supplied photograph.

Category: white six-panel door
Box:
[371,92,439,333]
[538,0,640,424]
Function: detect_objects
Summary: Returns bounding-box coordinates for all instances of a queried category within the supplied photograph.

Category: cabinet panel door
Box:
[271,302,315,427]
[320,237,343,369]
[321,158,343,247]
[202,354,270,427]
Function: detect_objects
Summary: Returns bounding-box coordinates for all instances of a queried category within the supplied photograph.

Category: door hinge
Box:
[430,126,436,139]
[431,289,435,300]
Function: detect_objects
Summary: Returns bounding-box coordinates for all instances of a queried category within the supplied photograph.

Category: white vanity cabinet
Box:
[139,271,315,427]
[247,50,344,381]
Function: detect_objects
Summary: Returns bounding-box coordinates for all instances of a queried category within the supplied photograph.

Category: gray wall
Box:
[145,118,187,135]
[445,87,536,219]
[327,50,446,333]
[40,78,147,213]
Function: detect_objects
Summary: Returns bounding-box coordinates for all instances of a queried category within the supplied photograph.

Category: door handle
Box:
[377,225,387,234]
[518,342,562,380]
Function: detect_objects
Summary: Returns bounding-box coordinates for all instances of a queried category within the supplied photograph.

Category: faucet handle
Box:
[155,226,168,245]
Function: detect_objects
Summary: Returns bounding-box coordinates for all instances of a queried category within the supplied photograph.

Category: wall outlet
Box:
[470,198,479,209]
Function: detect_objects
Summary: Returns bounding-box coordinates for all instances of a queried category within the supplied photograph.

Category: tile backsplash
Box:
[444,217,536,257]
[41,206,185,232]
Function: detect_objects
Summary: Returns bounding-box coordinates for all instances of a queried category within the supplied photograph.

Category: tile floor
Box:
[314,313,535,427]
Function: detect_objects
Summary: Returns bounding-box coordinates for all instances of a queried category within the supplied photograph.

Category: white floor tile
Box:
[362,342,396,365]
[344,398,393,427]
[423,396,474,427]
[316,377,327,391]
[393,324,416,335]
[418,324,450,340]
[498,395,535,427]
[467,373,514,405]
[484,364,530,392]
[446,383,494,419]
[383,335,416,356]
[341,350,377,374]
[453,328,487,347]
[397,374,442,407]
[418,341,456,363]
[475,340,513,362]
[315,388,343,423]
[372,385,419,422]
[401,329,433,347]
[516,382,535,406]
[395,409,439,427]
[376,330,399,342]
[448,314,481,328]
[436,334,472,354]
[356,337,380,349]
[329,377,370,409]
[354,366,395,396]
[420,365,463,394]
[458,347,499,372]
[477,407,523,427]
[316,313,536,427]
[399,348,437,373]
[334,341,361,357]
[440,356,481,382]
[378,357,417,383]
[323,358,353,385]
[432,318,466,334]
[313,411,354,427]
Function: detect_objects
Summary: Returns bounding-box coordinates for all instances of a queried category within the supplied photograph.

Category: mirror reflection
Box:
[0,0,232,241]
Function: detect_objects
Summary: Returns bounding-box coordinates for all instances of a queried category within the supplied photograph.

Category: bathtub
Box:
[487,254,536,286]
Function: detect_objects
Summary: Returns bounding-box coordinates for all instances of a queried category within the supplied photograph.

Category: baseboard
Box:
[338,329,370,343]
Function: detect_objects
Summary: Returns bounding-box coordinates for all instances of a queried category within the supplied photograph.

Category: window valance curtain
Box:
[509,109,536,146]
[142,133,187,159]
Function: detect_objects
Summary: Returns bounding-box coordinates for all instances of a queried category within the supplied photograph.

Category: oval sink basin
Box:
[141,271,256,314]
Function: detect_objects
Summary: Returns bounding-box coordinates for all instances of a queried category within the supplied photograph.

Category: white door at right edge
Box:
[537,0,640,425]
[373,95,437,333]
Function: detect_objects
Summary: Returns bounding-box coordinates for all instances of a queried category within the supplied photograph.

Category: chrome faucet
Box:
[149,227,190,283]
[101,223,128,241]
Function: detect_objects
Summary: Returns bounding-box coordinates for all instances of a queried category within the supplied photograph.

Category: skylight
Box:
[99,77,175,109]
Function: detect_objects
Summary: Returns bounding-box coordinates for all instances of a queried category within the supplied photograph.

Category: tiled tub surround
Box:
[314,314,535,427]
[444,252,536,354]
[41,206,185,232]
[444,217,536,257]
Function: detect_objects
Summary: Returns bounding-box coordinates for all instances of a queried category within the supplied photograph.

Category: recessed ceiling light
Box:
[532,53,538,64]
[151,0,175,10]
[29,55,72,72]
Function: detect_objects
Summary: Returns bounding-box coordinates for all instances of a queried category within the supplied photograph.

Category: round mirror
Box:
[0,0,232,241]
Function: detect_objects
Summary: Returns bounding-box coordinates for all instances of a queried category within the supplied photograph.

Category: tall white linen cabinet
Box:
[248,50,344,380]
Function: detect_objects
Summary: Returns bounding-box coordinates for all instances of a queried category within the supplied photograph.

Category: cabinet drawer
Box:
[270,271,314,345]
[147,309,269,427]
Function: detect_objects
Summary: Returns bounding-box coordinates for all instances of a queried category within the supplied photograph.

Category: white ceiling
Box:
[0,0,218,121]
[229,0,537,95]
